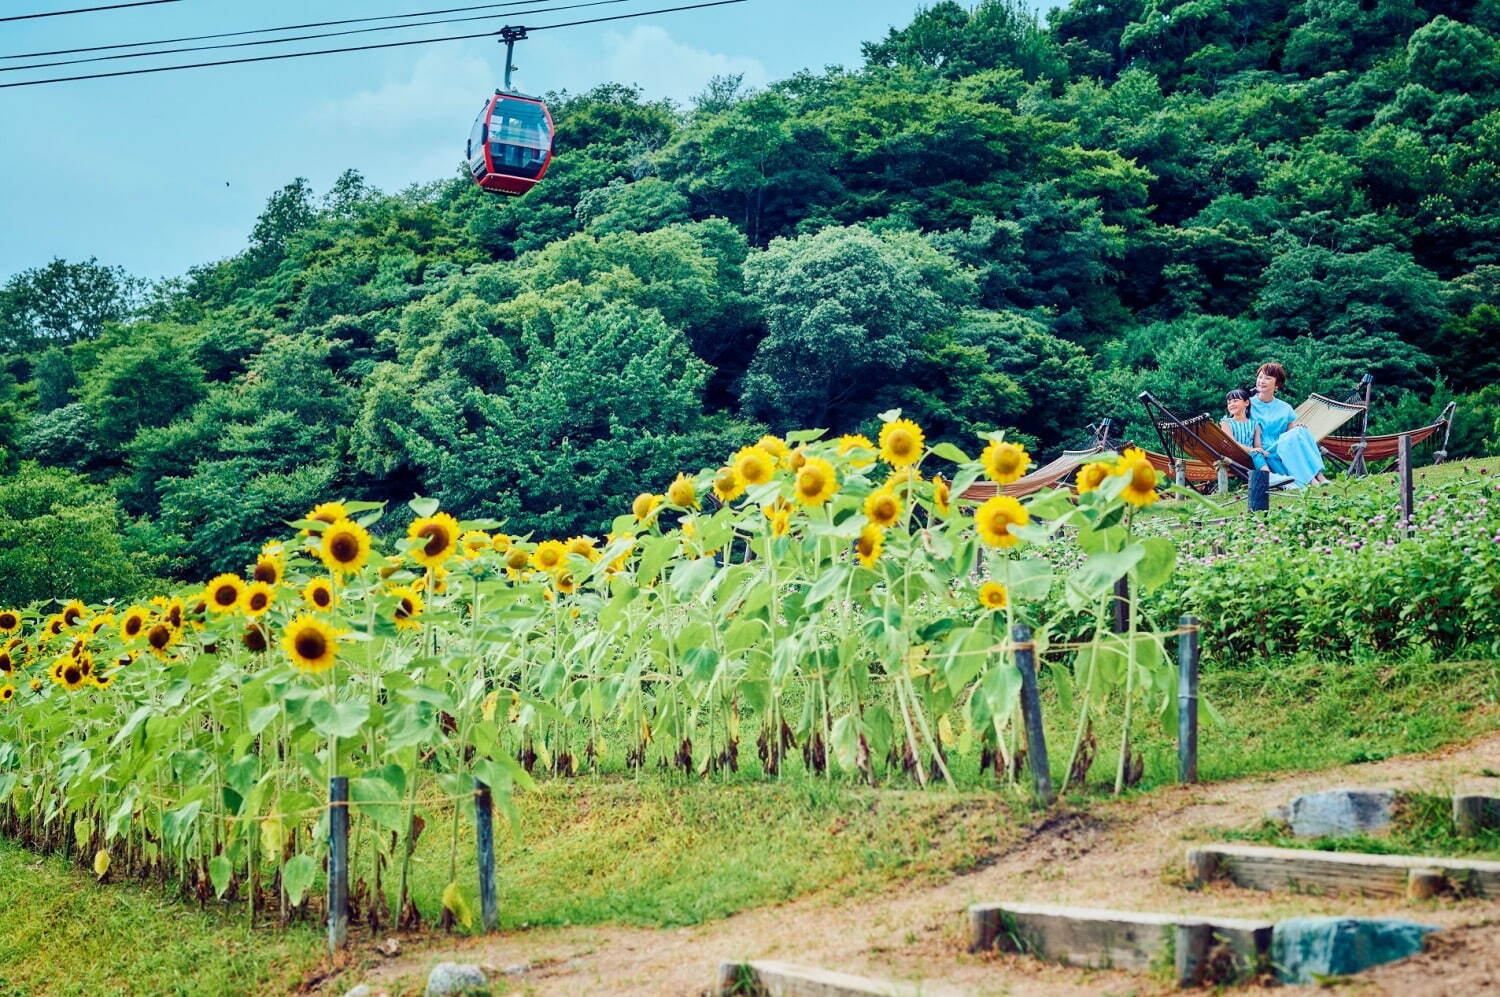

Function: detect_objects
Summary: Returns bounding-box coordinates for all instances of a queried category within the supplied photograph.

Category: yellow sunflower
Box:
[553,569,578,595]
[301,500,349,535]
[712,466,746,504]
[504,546,531,575]
[460,530,491,558]
[632,492,663,523]
[0,610,20,634]
[407,512,460,569]
[864,489,901,529]
[58,658,86,691]
[242,624,269,654]
[491,532,513,552]
[241,582,275,618]
[978,581,1008,610]
[0,683,13,703]
[878,419,925,469]
[28,678,42,694]
[565,535,600,562]
[981,440,1031,485]
[756,434,790,462]
[1076,460,1116,494]
[119,606,150,642]
[303,577,337,611]
[732,445,776,487]
[42,615,65,639]
[205,574,247,614]
[975,494,1030,548]
[321,518,373,575]
[283,615,342,673]
[793,457,839,507]
[931,474,951,516]
[251,554,284,588]
[1117,449,1161,507]
[666,473,698,509]
[855,524,884,568]
[531,539,567,573]
[60,600,87,628]
[762,500,793,537]
[0,651,11,676]
[389,585,424,631]
[836,434,876,468]
[144,622,177,658]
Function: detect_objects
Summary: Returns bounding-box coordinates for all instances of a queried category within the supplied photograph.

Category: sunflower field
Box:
[0,413,1181,930]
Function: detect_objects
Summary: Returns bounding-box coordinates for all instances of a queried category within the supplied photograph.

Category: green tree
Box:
[0,257,140,350]
[76,323,207,451]
[32,347,78,413]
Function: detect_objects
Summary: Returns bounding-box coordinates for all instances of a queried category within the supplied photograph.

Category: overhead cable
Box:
[3,0,644,73]
[0,0,748,89]
[1,0,178,22]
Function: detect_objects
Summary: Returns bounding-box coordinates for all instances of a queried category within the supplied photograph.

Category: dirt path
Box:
[344,733,1500,996]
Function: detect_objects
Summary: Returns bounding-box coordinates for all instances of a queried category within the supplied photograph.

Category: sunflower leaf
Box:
[282,854,317,907]
[408,496,441,518]
[930,442,971,464]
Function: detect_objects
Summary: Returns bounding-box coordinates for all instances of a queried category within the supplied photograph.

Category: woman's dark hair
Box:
[1257,362,1288,388]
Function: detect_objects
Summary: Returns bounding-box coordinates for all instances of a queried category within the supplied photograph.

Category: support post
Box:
[1177,616,1199,784]
[1112,576,1129,636]
[1248,468,1269,512]
[327,776,349,952]
[1398,433,1414,535]
[1013,625,1053,806]
[1173,459,1187,489]
[1215,460,1228,495]
[474,779,498,933]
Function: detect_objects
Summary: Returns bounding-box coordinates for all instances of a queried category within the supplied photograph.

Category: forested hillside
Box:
[2,0,1498,601]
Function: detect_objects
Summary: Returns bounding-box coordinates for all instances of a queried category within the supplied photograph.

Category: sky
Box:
[0,0,953,283]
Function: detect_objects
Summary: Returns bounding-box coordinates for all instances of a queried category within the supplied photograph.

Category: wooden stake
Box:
[1399,433,1414,535]
[327,776,349,952]
[1177,615,1199,784]
[1013,625,1053,806]
[474,779,498,933]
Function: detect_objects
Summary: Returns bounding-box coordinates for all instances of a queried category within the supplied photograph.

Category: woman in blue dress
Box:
[1249,362,1330,486]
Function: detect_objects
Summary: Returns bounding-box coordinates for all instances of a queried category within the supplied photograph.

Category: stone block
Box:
[1271,916,1438,984]
[425,962,487,997]
[1283,788,1395,838]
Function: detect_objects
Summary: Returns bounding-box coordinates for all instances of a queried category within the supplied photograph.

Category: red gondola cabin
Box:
[467,92,554,196]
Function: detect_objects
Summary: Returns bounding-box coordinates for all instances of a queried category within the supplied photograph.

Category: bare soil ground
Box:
[337,732,1500,996]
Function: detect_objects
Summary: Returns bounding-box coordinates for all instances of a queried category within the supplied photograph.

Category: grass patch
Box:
[0,838,321,997]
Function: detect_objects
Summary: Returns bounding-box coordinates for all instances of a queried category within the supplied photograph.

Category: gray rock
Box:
[1284,788,1395,837]
[343,987,374,997]
[1272,916,1438,984]
[1454,795,1500,835]
[425,962,488,997]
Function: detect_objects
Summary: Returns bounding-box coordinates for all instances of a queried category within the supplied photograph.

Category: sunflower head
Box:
[206,574,247,614]
[252,554,284,588]
[931,474,951,516]
[864,489,902,529]
[565,536,599,562]
[145,623,177,656]
[632,492,663,523]
[0,652,10,675]
[794,457,839,507]
[241,581,274,618]
[531,539,567,573]
[1076,460,1116,494]
[389,585,424,631]
[666,473,698,510]
[407,512,460,569]
[975,494,1030,548]
[762,500,793,537]
[0,683,14,703]
[42,615,65,639]
[303,578,336,611]
[836,434,876,468]
[460,530,491,558]
[0,610,20,634]
[756,434,790,461]
[28,678,41,693]
[712,466,746,504]
[60,660,85,691]
[302,501,350,535]
[59,600,87,628]
[242,624,269,654]
[120,606,150,640]
[855,524,884,568]
[505,546,531,574]
[553,569,578,595]
[283,615,344,673]
[981,440,1031,485]
[878,419,925,469]
[978,581,1008,610]
[321,518,374,575]
[1118,450,1161,507]
[732,446,776,488]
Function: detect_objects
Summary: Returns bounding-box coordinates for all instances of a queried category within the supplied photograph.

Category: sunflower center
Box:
[890,433,915,457]
[63,666,81,685]
[243,627,267,653]
[331,533,360,563]
[0,613,16,629]
[254,564,277,584]
[125,617,142,636]
[148,626,171,650]
[295,631,328,660]
[213,586,237,607]
[1131,463,1156,489]
[397,598,414,619]
[250,593,268,611]
[313,588,331,608]
[798,468,826,495]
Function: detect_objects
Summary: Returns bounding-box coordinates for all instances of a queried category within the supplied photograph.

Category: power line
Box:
[1,0,179,22]
[3,0,644,73]
[0,0,748,89]
[4,1,550,61]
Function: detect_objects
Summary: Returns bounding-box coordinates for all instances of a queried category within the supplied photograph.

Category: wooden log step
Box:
[1188,843,1500,898]
[968,902,1272,986]
[715,959,962,997]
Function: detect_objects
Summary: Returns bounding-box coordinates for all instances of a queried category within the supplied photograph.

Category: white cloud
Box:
[310,50,496,135]
[602,25,767,104]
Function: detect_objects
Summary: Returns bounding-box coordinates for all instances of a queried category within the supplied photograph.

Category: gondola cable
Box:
[0,0,746,89]
[3,0,574,61]
[3,0,647,73]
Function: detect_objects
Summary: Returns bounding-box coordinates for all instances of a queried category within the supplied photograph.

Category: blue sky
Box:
[0,0,957,282]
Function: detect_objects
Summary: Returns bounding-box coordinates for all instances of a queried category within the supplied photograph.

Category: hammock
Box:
[1321,401,1457,472]
[959,445,1111,502]
[1293,392,1366,442]
[1140,391,1259,492]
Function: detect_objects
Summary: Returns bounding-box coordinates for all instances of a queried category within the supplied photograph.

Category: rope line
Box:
[1,0,179,23]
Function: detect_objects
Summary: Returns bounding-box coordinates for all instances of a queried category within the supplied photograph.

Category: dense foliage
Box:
[3,0,1500,597]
